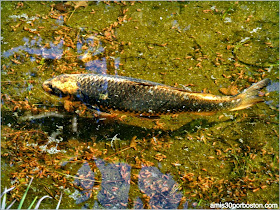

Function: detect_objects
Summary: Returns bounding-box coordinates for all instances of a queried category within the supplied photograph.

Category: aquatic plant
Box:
[1,178,62,210]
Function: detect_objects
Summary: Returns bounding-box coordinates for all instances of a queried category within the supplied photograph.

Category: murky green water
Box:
[1,1,279,209]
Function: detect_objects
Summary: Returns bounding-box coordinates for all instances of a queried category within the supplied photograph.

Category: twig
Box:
[67,8,77,22]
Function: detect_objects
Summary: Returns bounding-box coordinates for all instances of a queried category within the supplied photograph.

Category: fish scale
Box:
[76,76,178,113]
[42,74,270,114]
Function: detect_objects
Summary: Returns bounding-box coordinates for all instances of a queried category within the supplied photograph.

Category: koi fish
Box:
[42,74,270,114]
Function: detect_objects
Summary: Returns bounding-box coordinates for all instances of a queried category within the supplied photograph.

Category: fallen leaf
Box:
[219,85,238,96]
[73,1,88,9]
[54,3,72,12]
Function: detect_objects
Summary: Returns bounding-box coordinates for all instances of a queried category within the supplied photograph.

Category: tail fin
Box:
[230,79,271,111]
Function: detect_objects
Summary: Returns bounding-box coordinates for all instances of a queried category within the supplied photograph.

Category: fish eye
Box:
[52,87,66,98]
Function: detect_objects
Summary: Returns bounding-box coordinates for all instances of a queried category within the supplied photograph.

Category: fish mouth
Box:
[42,79,68,98]
[42,80,53,93]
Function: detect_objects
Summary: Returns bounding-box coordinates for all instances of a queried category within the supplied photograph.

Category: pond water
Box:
[1,1,279,209]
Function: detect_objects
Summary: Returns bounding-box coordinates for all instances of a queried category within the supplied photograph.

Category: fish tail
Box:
[230,78,271,111]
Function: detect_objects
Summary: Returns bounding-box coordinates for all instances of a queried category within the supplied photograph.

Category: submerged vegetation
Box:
[1,1,279,209]
[1,178,62,209]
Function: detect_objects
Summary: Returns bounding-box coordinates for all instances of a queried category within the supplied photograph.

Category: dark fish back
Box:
[75,75,186,113]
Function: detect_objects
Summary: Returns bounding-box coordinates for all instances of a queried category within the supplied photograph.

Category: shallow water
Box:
[1,1,279,209]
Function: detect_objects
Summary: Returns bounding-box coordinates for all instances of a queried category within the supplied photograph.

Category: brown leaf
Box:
[73,1,88,9]
[219,85,238,96]
[11,59,22,65]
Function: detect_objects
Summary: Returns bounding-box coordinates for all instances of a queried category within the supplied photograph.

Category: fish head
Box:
[42,74,79,98]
